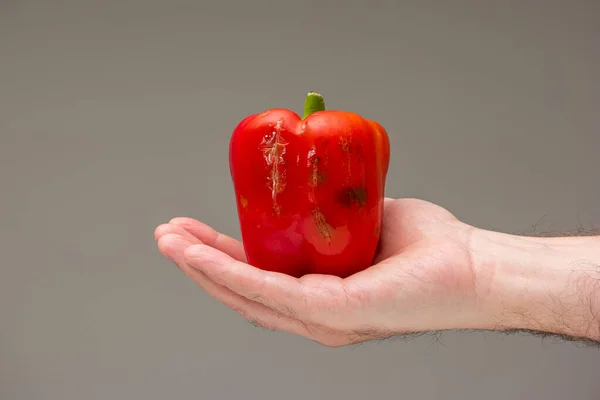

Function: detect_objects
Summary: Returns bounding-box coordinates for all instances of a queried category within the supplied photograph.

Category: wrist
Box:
[469,228,600,340]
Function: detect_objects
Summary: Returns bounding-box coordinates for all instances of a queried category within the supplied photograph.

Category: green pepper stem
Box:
[302,91,326,119]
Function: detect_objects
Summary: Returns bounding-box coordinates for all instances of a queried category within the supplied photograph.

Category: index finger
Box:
[169,217,247,262]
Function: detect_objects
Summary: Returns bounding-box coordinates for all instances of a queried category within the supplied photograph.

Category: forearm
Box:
[470,228,600,342]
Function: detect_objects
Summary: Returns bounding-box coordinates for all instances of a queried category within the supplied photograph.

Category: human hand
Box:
[154,198,490,346]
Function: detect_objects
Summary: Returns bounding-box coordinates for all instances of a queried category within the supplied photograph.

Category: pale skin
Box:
[155,198,600,347]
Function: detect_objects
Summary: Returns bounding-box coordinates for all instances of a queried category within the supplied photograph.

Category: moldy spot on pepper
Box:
[308,154,327,186]
[312,208,332,241]
[337,187,367,207]
[261,119,288,214]
[339,137,351,152]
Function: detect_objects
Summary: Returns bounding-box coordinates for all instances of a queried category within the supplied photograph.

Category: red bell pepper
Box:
[229,91,390,278]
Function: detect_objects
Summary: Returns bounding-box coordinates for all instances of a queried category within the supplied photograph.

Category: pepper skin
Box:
[229,92,390,278]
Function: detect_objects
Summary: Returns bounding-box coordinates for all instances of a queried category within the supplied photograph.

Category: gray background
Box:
[1,0,599,399]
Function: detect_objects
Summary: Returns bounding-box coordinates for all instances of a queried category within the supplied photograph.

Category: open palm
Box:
[155,198,478,346]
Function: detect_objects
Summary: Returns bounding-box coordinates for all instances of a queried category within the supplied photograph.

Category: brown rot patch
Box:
[309,170,326,186]
[260,119,288,214]
[308,152,327,186]
[339,137,351,152]
[312,208,332,241]
[337,187,367,207]
[338,136,361,154]
[310,156,325,187]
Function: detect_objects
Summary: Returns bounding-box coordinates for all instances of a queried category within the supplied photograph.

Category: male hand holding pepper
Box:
[155,198,600,347]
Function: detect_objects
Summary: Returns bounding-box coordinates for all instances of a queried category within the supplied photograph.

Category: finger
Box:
[155,223,200,243]
[157,233,310,337]
[184,243,338,323]
[169,217,247,262]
